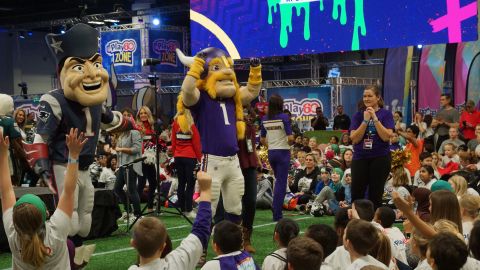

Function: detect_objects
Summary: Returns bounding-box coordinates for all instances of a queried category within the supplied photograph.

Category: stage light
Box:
[104,19,120,23]
[152,18,160,26]
[88,21,105,25]
[61,30,66,34]
[19,31,25,39]
[27,32,33,36]
[417,44,423,49]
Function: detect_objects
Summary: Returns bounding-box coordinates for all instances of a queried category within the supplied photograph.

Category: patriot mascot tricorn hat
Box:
[45,23,100,71]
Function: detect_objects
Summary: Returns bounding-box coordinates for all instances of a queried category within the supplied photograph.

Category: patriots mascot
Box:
[24,23,127,267]
[176,48,262,223]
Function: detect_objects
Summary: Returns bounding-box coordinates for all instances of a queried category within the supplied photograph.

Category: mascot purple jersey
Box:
[189,91,238,156]
[37,89,103,170]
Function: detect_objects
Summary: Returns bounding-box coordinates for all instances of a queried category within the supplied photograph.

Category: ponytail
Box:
[274,218,300,247]
[20,233,49,268]
[12,203,49,269]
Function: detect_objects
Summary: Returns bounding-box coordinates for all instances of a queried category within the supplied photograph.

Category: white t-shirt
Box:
[262,248,287,270]
[98,167,116,190]
[413,170,441,187]
[414,259,432,270]
[201,251,256,270]
[461,257,480,270]
[3,208,71,270]
[463,221,474,244]
[262,118,290,150]
[383,227,407,265]
[325,246,388,270]
[418,179,437,190]
[345,255,389,270]
[128,233,203,270]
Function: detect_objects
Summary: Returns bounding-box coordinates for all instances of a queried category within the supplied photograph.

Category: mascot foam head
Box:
[0,94,14,116]
[45,23,108,107]
[177,48,245,139]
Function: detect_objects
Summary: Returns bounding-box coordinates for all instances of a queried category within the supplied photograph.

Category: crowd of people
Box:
[2,85,480,270]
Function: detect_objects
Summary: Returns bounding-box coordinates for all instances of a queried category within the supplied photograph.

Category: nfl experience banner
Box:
[190,0,478,59]
[267,86,332,121]
[100,30,142,74]
[148,30,184,73]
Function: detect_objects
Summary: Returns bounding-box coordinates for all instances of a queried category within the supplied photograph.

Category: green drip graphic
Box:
[332,0,347,25]
[352,0,366,50]
[268,0,366,50]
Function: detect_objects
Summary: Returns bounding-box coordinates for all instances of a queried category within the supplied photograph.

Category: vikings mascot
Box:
[25,23,125,266]
[176,48,262,223]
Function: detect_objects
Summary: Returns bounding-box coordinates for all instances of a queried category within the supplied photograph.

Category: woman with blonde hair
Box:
[172,95,202,218]
[0,128,86,269]
[448,175,480,199]
[136,105,158,212]
[13,108,27,140]
[459,194,480,243]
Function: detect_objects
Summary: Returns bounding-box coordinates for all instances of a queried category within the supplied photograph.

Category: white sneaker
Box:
[118,212,128,221]
[184,211,196,219]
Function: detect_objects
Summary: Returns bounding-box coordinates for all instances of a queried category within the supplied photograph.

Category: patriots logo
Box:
[38,111,51,123]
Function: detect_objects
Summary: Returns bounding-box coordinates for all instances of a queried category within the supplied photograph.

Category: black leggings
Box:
[137,163,157,209]
[175,157,197,212]
[351,155,391,209]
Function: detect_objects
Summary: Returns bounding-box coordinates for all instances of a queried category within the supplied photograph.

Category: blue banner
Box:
[267,86,332,121]
[100,30,142,74]
[148,30,184,73]
[191,0,477,58]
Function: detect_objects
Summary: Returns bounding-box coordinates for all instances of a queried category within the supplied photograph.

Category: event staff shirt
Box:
[260,113,292,150]
[350,108,395,160]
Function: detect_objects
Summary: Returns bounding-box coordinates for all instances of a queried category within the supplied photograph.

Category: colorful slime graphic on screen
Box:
[190,0,477,58]
[267,0,366,50]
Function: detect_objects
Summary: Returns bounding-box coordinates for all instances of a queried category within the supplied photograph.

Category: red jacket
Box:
[171,120,202,161]
[459,110,480,140]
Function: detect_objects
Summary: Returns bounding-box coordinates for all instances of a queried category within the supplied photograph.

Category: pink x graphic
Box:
[429,0,477,43]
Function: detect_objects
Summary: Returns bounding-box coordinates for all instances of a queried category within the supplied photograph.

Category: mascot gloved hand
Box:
[176,47,262,224]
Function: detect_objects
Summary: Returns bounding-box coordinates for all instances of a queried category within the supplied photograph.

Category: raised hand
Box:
[392,191,414,213]
[66,128,88,158]
[250,57,261,67]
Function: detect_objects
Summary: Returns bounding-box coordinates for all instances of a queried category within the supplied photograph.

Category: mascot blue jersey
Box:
[36,89,102,169]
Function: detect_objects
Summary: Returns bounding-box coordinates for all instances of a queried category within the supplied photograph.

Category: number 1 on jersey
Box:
[82,107,95,137]
[219,102,231,125]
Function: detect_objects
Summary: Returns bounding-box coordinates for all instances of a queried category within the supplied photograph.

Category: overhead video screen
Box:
[190,0,478,59]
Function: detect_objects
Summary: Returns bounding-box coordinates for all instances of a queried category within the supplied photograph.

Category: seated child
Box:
[413,152,441,187]
[427,232,468,270]
[305,224,338,269]
[286,237,323,270]
[128,171,212,270]
[262,218,300,270]
[202,221,257,270]
[373,207,407,265]
[343,219,388,270]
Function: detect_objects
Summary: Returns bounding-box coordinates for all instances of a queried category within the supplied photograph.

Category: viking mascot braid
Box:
[24,23,129,266]
[176,48,262,223]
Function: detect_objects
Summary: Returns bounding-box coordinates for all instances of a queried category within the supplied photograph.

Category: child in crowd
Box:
[441,143,460,166]
[449,175,480,198]
[286,237,324,270]
[389,132,403,151]
[343,219,388,270]
[129,171,212,269]
[417,165,437,190]
[256,169,274,209]
[459,194,480,243]
[373,207,407,265]
[202,220,257,270]
[427,232,468,270]
[98,154,117,190]
[262,218,300,270]
[305,224,338,269]
[1,128,86,270]
[409,229,430,270]
[385,167,411,207]
[413,152,441,187]
[340,168,352,208]
[313,167,345,215]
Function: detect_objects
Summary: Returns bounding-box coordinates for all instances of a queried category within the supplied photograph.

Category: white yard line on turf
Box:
[91,216,312,257]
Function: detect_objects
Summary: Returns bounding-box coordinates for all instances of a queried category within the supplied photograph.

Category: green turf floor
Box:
[0,210,335,269]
